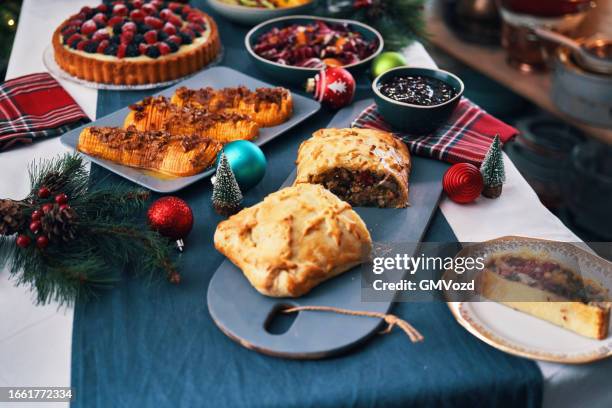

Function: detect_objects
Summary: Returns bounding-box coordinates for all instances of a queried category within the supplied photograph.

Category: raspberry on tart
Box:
[52,0,221,86]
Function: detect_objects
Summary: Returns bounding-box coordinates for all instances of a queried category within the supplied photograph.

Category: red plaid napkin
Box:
[0,73,89,151]
[352,98,517,165]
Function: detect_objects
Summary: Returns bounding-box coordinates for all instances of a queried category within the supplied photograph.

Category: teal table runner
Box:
[71,3,542,406]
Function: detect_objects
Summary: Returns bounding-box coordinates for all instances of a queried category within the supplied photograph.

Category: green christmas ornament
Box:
[217,140,266,191]
[371,52,408,78]
[480,135,505,199]
[212,152,243,216]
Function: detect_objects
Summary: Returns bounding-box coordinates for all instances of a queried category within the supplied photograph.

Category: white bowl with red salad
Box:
[245,15,384,84]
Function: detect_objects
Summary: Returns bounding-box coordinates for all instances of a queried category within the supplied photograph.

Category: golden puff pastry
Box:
[214,184,372,297]
[124,96,260,143]
[294,128,411,208]
[171,86,293,127]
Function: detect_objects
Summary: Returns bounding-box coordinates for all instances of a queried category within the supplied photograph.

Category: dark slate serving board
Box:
[60,66,320,193]
[207,99,447,358]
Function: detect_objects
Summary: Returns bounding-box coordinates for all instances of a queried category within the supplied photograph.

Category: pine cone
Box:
[0,199,27,236]
[41,205,79,243]
[39,171,68,192]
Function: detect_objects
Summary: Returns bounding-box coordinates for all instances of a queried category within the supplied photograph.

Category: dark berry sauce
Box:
[378,75,457,106]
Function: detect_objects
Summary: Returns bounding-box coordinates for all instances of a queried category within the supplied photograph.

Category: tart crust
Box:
[52,10,221,86]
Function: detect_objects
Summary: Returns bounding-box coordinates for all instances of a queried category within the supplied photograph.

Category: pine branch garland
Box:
[0,153,178,306]
[321,0,427,51]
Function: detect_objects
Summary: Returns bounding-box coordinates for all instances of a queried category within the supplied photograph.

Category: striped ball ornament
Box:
[443,163,483,204]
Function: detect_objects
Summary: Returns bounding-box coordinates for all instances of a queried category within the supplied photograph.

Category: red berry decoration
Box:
[92,29,109,42]
[108,15,125,27]
[306,67,356,110]
[168,35,182,45]
[59,204,70,211]
[38,187,51,198]
[130,9,145,22]
[158,42,171,55]
[117,43,128,58]
[443,163,484,204]
[81,20,98,36]
[163,22,177,35]
[144,30,158,44]
[92,12,107,25]
[41,203,54,213]
[144,16,163,29]
[97,40,110,54]
[55,193,69,205]
[31,210,43,221]
[30,221,41,233]
[36,236,49,249]
[122,21,137,33]
[159,8,172,20]
[142,3,157,15]
[147,196,193,251]
[16,235,31,248]
[113,4,129,16]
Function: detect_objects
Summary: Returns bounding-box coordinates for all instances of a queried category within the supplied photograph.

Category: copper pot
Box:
[499,0,594,72]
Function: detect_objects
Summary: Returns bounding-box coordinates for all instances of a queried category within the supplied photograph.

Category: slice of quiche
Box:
[481,251,610,339]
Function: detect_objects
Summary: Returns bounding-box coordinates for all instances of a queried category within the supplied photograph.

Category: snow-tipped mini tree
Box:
[212,152,243,216]
[480,135,505,199]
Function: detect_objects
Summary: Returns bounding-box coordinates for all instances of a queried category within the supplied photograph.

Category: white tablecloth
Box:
[1,2,610,407]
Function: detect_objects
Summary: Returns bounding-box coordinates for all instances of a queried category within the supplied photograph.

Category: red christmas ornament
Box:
[41,203,54,213]
[147,196,193,251]
[36,236,49,249]
[16,234,31,248]
[306,67,356,110]
[353,0,373,9]
[38,187,51,198]
[443,163,484,204]
[29,221,41,233]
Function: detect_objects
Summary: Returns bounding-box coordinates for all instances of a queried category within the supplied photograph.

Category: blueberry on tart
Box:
[53,1,221,86]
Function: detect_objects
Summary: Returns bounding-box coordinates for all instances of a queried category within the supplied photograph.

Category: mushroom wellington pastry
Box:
[295,128,411,208]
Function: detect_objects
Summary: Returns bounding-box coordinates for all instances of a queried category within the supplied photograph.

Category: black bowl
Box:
[372,67,464,134]
[245,15,384,85]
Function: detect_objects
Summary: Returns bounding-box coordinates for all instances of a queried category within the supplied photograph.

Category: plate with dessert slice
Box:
[448,237,612,363]
[48,1,223,90]
[60,66,320,192]
[208,99,449,358]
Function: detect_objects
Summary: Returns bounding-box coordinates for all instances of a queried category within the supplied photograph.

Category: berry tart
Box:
[52,0,221,86]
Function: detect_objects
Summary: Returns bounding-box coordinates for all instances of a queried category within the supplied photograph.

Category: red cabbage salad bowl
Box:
[245,15,384,84]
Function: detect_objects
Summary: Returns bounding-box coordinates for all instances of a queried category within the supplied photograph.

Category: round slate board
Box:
[207,99,448,358]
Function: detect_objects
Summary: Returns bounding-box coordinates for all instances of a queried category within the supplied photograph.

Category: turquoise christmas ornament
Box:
[217,141,267,191]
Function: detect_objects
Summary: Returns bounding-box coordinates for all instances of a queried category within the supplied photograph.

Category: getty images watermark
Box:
[360,241,612,303]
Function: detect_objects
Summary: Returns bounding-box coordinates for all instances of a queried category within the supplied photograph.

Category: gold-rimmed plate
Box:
[447,237,612,364]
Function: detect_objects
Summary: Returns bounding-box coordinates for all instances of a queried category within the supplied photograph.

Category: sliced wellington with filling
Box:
[170,86,293,127]
[294,128,411,208]
[124,96,260,142]
[78,126,221,177]
[481,252,610,339]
